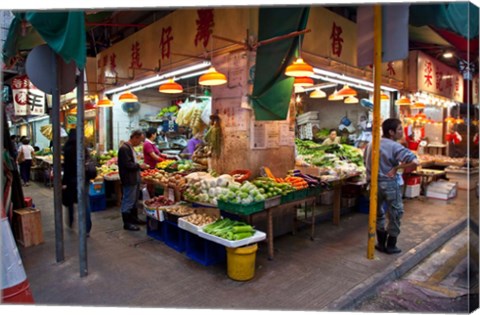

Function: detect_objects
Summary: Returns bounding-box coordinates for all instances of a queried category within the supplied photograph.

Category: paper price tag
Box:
[168,188,175,201]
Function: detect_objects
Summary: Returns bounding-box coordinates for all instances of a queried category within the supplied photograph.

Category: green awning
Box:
[251,7,310,121]
[3,11,86,69]
[410,3,479,40]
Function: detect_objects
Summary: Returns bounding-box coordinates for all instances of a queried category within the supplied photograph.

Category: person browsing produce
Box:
[118,130,150,231]
[143,127,167,169]
[322,129,340,145]
[364,118,419,255]
[185,132,204,156]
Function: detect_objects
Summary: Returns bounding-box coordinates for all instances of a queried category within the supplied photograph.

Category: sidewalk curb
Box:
[324,216,468,311]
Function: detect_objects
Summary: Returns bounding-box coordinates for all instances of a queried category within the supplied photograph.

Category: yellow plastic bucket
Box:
[226,243,258,281]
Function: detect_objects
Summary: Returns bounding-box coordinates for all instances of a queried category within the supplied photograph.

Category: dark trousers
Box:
[19,159,32,183]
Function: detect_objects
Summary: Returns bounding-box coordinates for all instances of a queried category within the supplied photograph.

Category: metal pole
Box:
[367,5,382,260]
[76,69,88,277]
[52,53,65,263]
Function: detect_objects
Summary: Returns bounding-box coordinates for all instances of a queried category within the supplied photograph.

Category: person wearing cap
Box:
[143,127,167,169]
[322,129,341,145]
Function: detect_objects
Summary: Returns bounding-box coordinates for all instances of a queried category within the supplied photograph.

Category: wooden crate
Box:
[14,208,44,247]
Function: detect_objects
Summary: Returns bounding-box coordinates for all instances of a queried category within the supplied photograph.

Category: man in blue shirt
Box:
[365,118,419,254]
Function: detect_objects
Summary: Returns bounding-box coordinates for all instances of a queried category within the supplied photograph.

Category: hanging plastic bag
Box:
[141,185,151,201]
[201,98,212,125]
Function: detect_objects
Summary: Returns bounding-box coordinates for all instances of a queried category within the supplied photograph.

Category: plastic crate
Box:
[185,232,226,266]
[217,199,265,216]
[280,192,295,204]
[292,189,308,201]
[89,194,106,212]
[146,216,164,241]
[163,220,186,253]
[306,186,322,197]
[89,181,105,196]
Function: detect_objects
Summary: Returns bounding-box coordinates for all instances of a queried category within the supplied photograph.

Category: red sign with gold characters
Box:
[410,51,464,103]
[11,75,45,116]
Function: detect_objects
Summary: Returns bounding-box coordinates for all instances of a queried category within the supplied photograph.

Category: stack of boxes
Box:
[404,175,421,198]
[296,111,320,140]
[89,180,106,211]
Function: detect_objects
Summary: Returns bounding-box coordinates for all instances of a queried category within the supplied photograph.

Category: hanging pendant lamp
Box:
[310,89,326,99]
[96,97,114,107]
[328,89,343,101]
[381,92,390,100]
[336,85,357,97]
[293,76,314,87]
[411,102,425,109]
[395,96,412,106]
[198,66,227,86]
[119,91,138,103]
[285,57,314,77]
[159,78,183,94]
[344,95,359,104]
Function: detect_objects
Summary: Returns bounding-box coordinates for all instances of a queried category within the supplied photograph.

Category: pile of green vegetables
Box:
[203,218,255,240]
[295,139,364,167]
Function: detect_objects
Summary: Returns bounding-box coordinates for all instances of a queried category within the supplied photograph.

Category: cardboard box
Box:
[13,208,44,247]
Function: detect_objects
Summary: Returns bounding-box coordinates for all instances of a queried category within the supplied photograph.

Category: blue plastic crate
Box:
[185,232,226,266]
[89,181,105,196]
[163,220,186,253]
[146,216,164,241]
[89,194,106,212]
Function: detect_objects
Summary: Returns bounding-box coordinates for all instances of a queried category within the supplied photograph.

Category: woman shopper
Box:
[17,137,35,186]
[62,129,97,235]
[143,127,167,169]
[118,130,150,231]
[364,118,419,254]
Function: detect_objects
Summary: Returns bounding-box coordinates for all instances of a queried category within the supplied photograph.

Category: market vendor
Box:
[143,127,167,169]
[322,129,340,145]
[185,132,204,156]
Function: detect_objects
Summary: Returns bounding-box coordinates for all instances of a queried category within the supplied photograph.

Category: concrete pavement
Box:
[3,181,475,312]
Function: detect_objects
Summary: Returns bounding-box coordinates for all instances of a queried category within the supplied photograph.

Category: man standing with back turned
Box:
[118,130,149,231]
[365,118,419,254]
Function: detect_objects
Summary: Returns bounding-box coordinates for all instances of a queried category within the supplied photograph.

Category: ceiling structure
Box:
[3,4,478,84]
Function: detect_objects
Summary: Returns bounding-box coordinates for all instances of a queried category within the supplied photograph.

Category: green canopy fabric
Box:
[251,7,310,121]
[409,3,479,40]
[3,11,86,69]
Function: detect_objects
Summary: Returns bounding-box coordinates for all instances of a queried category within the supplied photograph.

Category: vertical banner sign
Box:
[473,75,479,105]
[11,75,45,116]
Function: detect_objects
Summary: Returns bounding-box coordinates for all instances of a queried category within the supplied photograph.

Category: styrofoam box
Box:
[426,181,457,200]
[197,229,266,248]
[405,184,421,198]
[178,218,206,235]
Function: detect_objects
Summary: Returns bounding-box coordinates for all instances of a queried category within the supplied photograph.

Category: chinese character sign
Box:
[330,22,344,58]
[387,62,396,76]
[473,76,479,105]
[160,27,174,61]
[195,9,214,48]
[11,75,45,116]
[416,51,463,102]
[130,41,143,69]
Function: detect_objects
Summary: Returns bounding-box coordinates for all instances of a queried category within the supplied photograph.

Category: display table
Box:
[411,169,446,195]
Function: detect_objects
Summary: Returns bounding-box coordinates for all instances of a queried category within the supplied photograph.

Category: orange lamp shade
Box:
[97,98,114,107]
[328,90,344,101]
[395,97,412,106]
[285,57,314,77]
[159,79,183,94]
[119,91,138,103]
[381,93,390,100]
[412,102,425,109]
[198,67,227,86]
[293,76,314,87]
[337,85,357,97]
